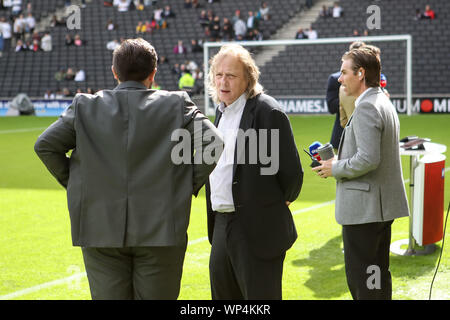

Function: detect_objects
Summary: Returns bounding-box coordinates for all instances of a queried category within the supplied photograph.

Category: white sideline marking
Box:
[0,200,335,300]
[0,272,86,300]
[0,127,47,134]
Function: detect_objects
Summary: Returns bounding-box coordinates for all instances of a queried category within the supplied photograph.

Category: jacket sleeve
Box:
[34,99,77,188]
[266,108,303,202]
[181,92,224,196]
[326,74,340,114]
[332,102,382,180]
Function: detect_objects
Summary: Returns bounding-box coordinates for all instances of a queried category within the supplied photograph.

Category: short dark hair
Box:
[342,47,381,88]
[112,38,158,82]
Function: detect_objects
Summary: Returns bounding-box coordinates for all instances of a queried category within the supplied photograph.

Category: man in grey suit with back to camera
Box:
[34,38,223,300]
[312,47,409,300]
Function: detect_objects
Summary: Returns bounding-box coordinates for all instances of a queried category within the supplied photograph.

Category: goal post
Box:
[203,35,413,116]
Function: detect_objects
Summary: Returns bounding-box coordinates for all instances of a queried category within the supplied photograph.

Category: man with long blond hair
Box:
[205,44,303,299]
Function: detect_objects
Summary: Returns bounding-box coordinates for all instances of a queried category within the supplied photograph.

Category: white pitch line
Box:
[0,272,86,300]
[0,127,47,134]
[0,200,335,300]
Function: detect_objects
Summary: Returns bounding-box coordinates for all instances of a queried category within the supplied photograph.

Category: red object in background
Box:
[421,99,433,113]
[413,154,446,246]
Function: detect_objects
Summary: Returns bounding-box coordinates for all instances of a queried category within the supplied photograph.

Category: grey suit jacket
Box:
[332,87,409,225]
[35,81,223,247]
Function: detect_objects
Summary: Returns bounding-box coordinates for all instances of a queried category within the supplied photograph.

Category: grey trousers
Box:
[81,241,187,300]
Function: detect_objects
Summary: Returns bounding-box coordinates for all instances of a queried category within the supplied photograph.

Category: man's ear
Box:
[111,65,119,81]
[148,68,157,82]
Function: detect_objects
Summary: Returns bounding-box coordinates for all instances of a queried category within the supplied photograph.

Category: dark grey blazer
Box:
[35,81,223,248]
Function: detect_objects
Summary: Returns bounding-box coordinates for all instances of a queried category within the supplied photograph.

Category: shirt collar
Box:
[218,93,247,114]
[355,87,373,106]
[114,81,149,91]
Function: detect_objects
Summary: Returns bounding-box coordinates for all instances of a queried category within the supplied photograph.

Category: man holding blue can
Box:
[312,47,409,300]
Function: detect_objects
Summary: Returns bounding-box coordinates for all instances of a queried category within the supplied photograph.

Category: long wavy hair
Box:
[208,44,264,104]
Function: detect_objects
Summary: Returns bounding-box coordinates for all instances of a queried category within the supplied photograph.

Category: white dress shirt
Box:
[209,93,247,213]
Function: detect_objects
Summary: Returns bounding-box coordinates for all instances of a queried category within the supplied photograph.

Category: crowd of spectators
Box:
[1,0,302,97]
[197,1,269,43]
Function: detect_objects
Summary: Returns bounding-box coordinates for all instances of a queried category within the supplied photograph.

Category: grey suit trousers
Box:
[81,240,187,300]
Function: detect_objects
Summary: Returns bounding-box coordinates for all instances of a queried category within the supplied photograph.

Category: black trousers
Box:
[81,241,187,300]
[342,220,393,300]
[209,213,285,300]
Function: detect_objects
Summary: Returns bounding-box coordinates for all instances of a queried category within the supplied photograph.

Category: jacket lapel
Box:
[233,95,257,177]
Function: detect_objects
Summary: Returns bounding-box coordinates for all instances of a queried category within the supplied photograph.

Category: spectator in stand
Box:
[173,40,186,54]
[172,63,181,76]
[136,21,146,33]
[231,9,241,25]
[153,6,163,24]
[422,4,435,20]
[13,14,26,39]
[259,1,270,20]
[246,11,258,33]
[11,0,22,16]
[192,0,201,9]
[332,2,343,18]
[184,0,192,9]
[44,90,56,99]
[189,39,202,53]
[0,17,12,51]
[307,27,318,39]
[199,10,209,28]
[117,0,130,12]
[54,68,65,81]
[65,34,74,46]
[320,5,331,17]
[295,27,307,39]
[74,34,82,46]
[220,17,232,41]
[25,12,35,33]
[185,59,198,74]
[210,15,221,41]
[31,38,39,52]
[65,68,76,80]
[158,55,168,65]
[15,39,25,52]
[233,15,247,40]
[163,5,175,18]
[178,70,195,95]
[106,39,120,51]
[75,69,86,82]
[106,19,116,31]
[414,9,422,21]
[62,87,72,97]
[50,15,65,27]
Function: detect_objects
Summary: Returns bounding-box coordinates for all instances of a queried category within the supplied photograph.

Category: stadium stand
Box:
[259,0,450,96]
[0,0,448,98]
[0,0,305,97]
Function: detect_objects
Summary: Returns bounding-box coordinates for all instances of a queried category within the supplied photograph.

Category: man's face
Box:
[214,55,248,106]
[338,58,361,97]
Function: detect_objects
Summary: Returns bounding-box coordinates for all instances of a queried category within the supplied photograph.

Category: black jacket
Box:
[205,93,303,259]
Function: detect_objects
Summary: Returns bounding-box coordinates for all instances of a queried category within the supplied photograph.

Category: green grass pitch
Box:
[0,114,449,300]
